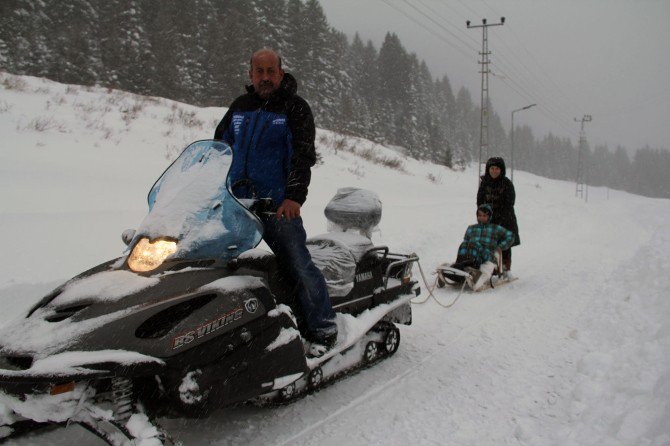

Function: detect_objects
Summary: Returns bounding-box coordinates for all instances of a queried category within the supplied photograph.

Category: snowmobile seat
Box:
[306,232,374,297]
[232,248,276,272]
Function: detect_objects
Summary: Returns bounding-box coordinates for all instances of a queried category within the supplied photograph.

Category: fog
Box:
[321,0,670,153]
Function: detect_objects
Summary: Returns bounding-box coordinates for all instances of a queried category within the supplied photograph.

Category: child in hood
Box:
[453,204,515,290]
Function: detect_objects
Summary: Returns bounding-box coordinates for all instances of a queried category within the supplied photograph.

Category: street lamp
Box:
[510,103,536,182]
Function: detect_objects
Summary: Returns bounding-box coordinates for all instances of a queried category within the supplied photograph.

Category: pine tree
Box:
[0,0,53,77]
[253,0,289,51]
[97,0,154,93]
[512,124,535,172]
[36,0,100,84]
[351,38,382,141]
[284,0,308,78]
[297,0,341,127]
[377,33,411,146]
[454,86,477,166]
[435,75,456,165]
[143,0,183,100]
[612,146,631,190]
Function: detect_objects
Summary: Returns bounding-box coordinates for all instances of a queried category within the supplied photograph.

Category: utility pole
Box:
[510,103,536,183]
[467,17,505,178]
[574,115,592,201]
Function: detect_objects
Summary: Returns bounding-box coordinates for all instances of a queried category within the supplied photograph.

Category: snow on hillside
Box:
[1,72,669,445]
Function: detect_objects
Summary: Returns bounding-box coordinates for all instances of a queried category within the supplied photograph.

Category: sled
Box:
[435,248,515,292]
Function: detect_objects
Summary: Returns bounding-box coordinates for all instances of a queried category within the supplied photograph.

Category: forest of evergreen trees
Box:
[1,0,668,198]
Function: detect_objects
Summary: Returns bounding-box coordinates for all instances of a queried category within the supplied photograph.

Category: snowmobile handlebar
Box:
[362,246,390,261]
[247,197,276,215]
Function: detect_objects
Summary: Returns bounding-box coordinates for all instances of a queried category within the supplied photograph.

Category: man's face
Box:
[249,52,284,99]
[476,210,490,224]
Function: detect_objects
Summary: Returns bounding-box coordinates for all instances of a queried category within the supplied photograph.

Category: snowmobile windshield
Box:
[131,140,263,264]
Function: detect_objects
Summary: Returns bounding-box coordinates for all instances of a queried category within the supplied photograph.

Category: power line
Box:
[414,0,480,48]
[444,1,584,127]
[450,2,581,122]
[377,0,474,61]
[428,1,581,131]
[376,0,581,142]
[594,87,670,118]
[489,67,577,136]
[491,66,577,134]
[404,0,479,54]
[455,0,482,18]
[405,2,576,137]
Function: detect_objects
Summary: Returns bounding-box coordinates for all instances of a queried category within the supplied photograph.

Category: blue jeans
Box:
[261,215,337,340]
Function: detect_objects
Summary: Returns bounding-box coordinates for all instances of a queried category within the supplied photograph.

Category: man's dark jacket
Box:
[477,157,520,247]
[214,73,316,207]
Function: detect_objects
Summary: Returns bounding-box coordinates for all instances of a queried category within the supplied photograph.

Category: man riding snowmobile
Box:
[214,48,337,355]
[0,140,419,446]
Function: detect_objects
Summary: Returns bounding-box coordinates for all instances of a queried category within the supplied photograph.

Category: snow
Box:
[1,73,669,445]
[0,306,134,359]
[199,275,266,293]
[0,383,92,425]
[267,304,297,325]
[308,295,412,369]
[54,270,160,306]
[324,187,382,235]
[265,327,301,352]
[3,350,163,377]
[178,370,204,405]
[125,413,162,446]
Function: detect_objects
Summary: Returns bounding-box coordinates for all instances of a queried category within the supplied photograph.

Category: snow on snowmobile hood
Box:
[0,300,136,359]
[54,270,160,307]
[134,139,263,263]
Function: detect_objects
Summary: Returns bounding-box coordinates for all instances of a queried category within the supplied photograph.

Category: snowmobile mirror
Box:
[121,228,136,246]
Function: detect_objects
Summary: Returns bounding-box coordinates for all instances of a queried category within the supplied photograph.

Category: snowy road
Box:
[6,196,668,446]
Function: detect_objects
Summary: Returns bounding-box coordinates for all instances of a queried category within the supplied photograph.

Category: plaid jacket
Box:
[457,222,515,266]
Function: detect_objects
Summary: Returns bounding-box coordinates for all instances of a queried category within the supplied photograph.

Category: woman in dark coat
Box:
[477,157,519,277]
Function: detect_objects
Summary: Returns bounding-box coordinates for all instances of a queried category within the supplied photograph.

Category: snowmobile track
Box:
[254,323,400,408]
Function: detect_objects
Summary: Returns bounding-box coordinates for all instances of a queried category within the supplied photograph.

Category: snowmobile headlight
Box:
[128,237,177,272]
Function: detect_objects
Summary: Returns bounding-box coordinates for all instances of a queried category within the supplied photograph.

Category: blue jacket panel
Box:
[214,73,316,208]
[223,109,293,206]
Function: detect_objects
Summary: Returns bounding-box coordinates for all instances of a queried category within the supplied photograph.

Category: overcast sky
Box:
[320,0,670,154]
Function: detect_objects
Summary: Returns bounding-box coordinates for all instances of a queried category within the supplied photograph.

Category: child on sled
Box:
[437,204,515,291]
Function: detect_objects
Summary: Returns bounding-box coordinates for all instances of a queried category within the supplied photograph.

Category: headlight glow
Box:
[127,237,177,272]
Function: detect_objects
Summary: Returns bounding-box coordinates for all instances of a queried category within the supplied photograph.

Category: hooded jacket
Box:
[457,221,515,266]
[477,157,520,246]
[214,73,316,207]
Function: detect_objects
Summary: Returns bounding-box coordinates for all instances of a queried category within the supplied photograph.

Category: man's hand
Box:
[276,199,301,220]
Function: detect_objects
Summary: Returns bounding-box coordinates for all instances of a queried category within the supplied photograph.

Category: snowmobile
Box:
[0,140,420,445]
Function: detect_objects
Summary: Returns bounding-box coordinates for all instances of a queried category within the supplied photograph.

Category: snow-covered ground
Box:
[1,72,669,445]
